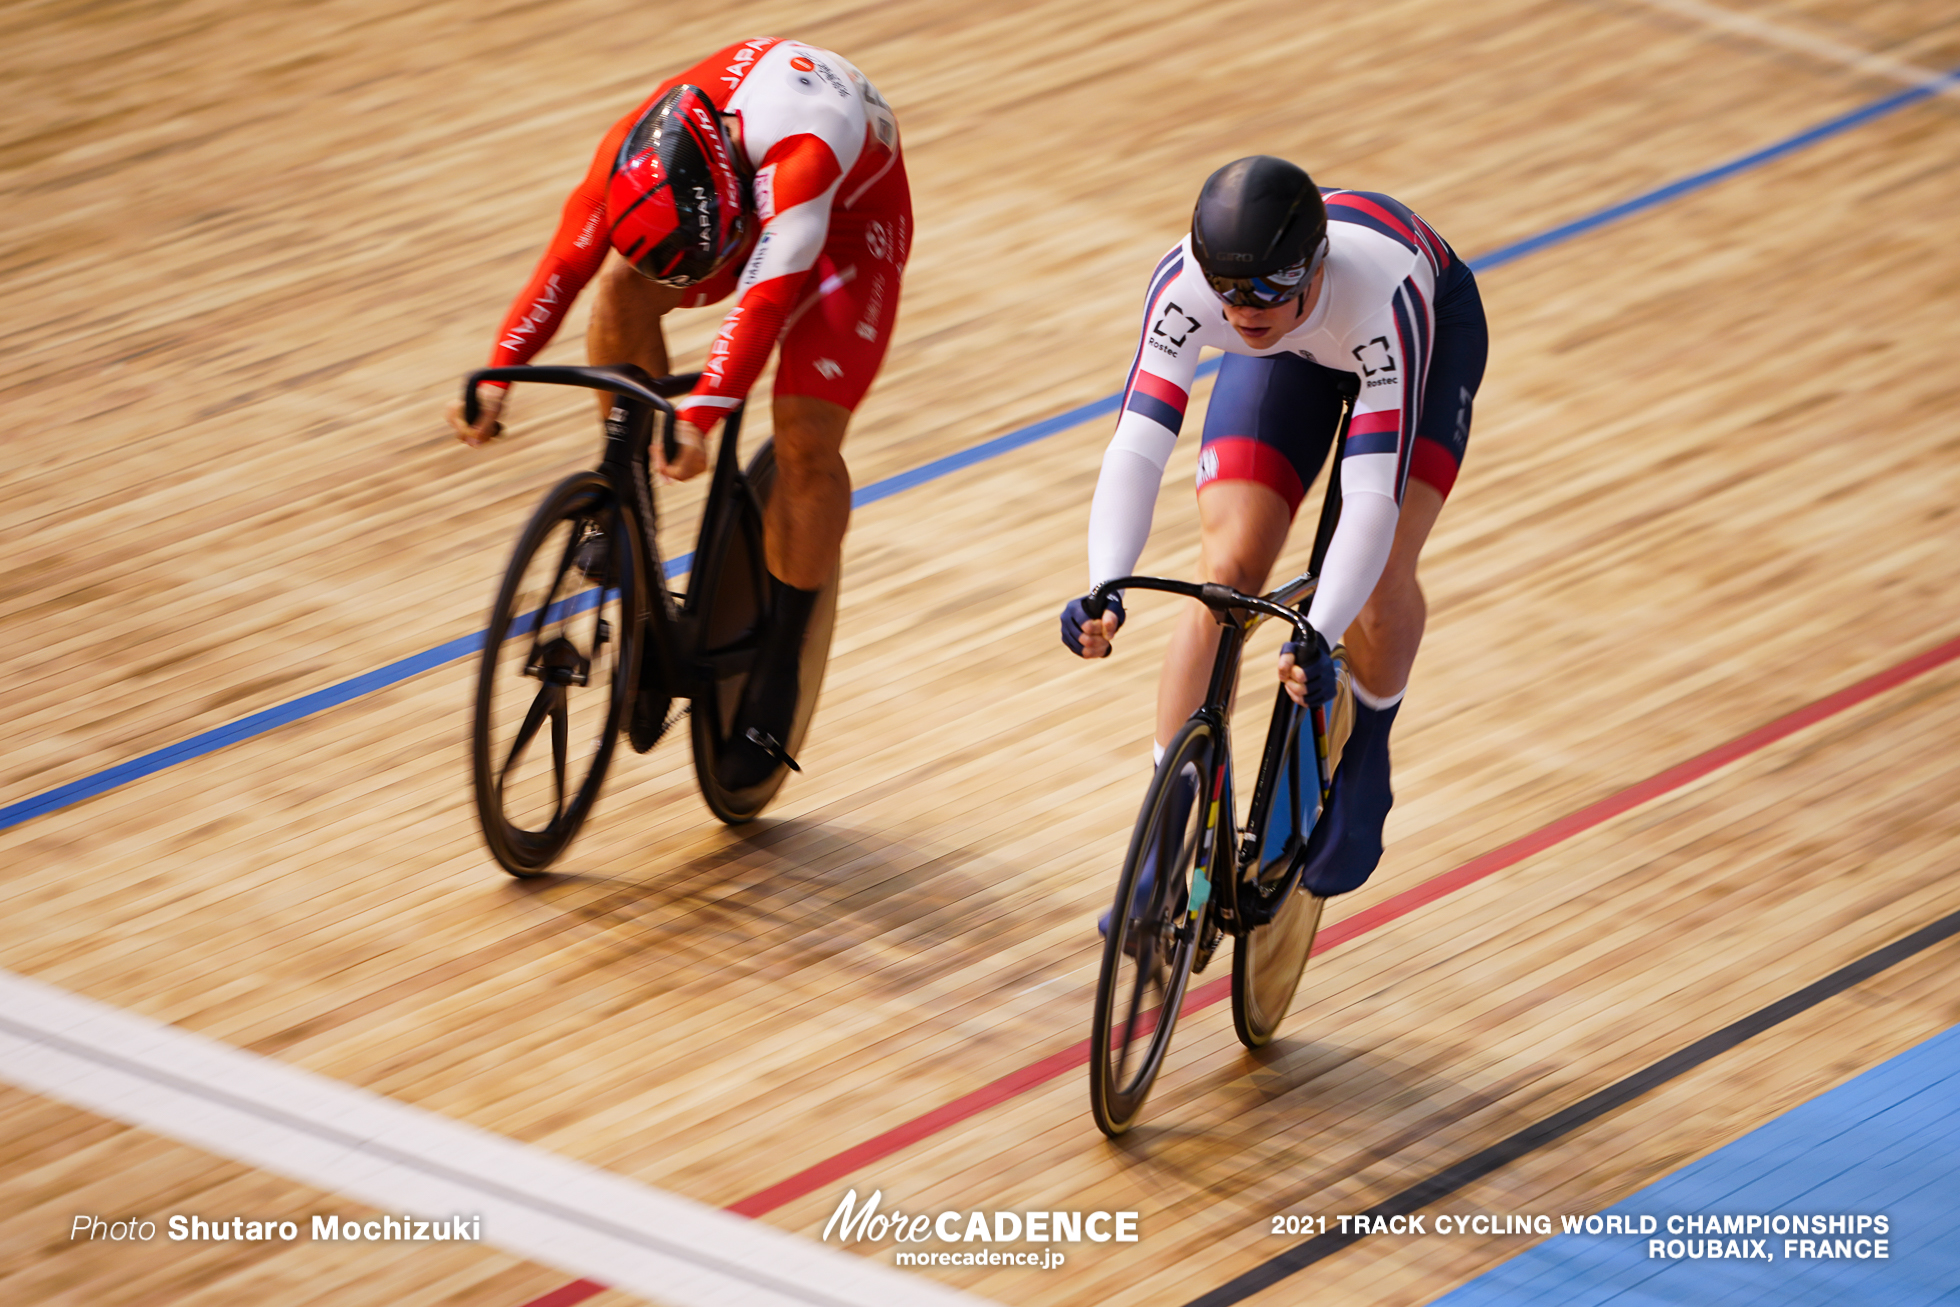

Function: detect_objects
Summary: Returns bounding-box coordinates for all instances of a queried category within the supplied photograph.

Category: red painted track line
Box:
[521,1283,608,1307]
[520,634,1960,1307]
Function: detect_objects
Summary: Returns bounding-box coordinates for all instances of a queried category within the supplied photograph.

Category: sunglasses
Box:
[1203,238,1327,308]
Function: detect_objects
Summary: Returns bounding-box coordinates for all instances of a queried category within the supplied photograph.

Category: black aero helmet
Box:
[1190,156,1329,307]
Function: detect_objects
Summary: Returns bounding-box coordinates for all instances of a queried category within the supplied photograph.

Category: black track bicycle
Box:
[462,365,838,877]
[1084,384,1360,1137]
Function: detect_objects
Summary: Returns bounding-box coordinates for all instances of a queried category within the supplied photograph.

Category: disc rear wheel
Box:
[689,441,840,824]
[1231,888,1325,1048]
[472,472,639,876]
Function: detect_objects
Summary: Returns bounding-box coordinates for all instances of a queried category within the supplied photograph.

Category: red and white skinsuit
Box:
[486,37,911,433]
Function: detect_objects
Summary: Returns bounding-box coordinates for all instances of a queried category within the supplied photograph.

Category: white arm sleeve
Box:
[1305,488,1399,645]
[1087,445,1170,585]
[1083,240,1209,588]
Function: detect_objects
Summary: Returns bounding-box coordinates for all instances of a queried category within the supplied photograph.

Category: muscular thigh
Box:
[1196,480,1293,593]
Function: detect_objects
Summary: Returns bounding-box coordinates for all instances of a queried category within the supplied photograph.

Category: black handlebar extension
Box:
[461,365,704,425]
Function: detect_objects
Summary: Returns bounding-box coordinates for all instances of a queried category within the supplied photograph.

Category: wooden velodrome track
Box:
[5,0,1959,1302]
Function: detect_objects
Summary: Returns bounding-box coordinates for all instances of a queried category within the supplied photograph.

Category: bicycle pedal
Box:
[742,728,801,773]
[572,531,613,588]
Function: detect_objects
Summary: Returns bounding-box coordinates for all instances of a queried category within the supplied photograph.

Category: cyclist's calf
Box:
[762,394,852,590]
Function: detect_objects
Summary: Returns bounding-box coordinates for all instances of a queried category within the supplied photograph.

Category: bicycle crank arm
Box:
[743,728,802,773]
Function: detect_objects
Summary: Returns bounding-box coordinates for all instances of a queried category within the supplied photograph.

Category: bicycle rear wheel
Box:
[689,440,840,823]
[472,472,640,876]
[1090,718,1216,1137]
[1231,888,1325,1048]
[1230,661,1355,1046]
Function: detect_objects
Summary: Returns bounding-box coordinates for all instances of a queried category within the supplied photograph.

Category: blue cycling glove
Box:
[1280,628,1337,704]
[1060,592,1125,656]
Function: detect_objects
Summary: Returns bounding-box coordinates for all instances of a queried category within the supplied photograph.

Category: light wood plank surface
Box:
[3,0,1958,1303]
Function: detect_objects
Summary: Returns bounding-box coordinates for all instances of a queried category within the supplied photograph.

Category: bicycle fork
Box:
[1187,757,1232,925]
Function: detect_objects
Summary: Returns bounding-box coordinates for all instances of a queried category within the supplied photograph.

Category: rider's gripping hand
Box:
[655,419,709,484]
[1279,627,1337,706]
[447,384,506,447]
[1061,592,1125,658]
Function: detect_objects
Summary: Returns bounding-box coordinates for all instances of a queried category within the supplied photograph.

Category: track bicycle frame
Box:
[462,364,760,700]
[1084,573,1336,937]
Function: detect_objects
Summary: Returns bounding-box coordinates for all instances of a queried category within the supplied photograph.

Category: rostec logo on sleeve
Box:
[1151,302,1201,350]
[1352,336,1397,377]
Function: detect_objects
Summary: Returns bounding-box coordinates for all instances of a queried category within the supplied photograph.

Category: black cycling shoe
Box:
[714,576,819,791]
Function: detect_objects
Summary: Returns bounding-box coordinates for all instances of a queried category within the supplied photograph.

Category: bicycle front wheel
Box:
[1090,718,1216,1137]
[472,472,640,876]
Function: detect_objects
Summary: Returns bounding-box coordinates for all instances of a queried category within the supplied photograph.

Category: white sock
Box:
[1152,741,1166,765]
[1352,680,1406,711]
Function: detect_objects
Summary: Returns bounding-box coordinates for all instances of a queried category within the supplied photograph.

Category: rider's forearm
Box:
[1305,488,1398,644]
[1087,446,1168,585]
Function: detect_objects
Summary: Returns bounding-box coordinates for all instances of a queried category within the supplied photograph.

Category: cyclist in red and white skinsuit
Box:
[448,37,910,788]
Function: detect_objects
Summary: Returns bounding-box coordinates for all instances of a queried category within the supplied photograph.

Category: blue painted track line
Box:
[1471,68,1960,273]
[3,71,1953,836]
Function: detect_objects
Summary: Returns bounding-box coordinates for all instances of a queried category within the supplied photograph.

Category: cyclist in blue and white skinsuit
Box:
[1061,156,1488,901]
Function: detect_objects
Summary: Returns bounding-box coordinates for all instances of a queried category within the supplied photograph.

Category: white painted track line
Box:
[1618,0,1960,96]
[0,968,998,1307]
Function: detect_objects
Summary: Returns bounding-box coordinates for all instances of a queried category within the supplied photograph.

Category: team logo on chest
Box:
[1352,336,1397,378]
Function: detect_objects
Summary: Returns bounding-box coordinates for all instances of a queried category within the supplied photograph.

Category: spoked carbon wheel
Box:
[1089,718,1216,1137]
[689,441,840,824]
[472,472,640,876]
[1231,662,1355,1047]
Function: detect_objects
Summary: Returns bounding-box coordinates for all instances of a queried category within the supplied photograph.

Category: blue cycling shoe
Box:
[1099,763,1197,940]
[1298,698,1399,896]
